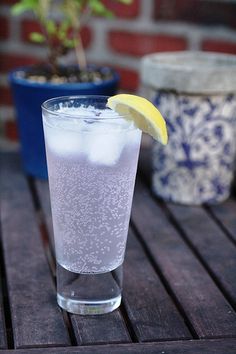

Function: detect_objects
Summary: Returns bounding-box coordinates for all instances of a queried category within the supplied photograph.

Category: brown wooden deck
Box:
[0,151,236,353]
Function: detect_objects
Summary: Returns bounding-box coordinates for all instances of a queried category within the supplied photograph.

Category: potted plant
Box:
[10,0,132,179]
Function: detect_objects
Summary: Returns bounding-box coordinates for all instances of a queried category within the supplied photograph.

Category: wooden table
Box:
[0,151,236,353]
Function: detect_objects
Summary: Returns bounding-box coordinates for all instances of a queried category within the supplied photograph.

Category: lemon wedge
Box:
[107,94,168,145]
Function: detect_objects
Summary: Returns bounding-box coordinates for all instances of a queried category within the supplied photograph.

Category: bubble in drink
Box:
[44,106,141,274]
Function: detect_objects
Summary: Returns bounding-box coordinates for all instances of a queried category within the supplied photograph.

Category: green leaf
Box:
[63,38,75,48]
[103,10,114,19]
[116,0,133,4]
[89,0,112,16]
[60,19,70,32]
[11,0,38,15]
[11,3,27,15]
[88,0,131,18]
[58,20,70,41]
[29,32,45,43]
[46,20,56,35]
[58,29,66,41]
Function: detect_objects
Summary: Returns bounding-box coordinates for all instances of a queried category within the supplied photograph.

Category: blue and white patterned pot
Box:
[141,52,236,205]
[152,92,236,204]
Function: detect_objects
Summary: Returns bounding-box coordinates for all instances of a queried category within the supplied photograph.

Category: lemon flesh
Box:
[107,94,168,145]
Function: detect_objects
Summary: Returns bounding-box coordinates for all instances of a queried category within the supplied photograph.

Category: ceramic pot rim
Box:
[141,51,236,94]
[9,65,120,90]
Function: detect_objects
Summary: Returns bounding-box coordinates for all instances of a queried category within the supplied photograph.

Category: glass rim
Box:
[41,95,130,120]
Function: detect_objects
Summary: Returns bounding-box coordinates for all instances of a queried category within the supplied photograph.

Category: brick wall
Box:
[1,0,236,149]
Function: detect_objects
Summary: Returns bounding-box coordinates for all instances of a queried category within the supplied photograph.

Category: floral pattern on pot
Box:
[152,92,236,205]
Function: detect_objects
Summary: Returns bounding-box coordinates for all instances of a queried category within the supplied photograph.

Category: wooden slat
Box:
[167,202,236,308]
[0,339,236,354]
[208,198,236,243]
[71,311,130,345]
[0,237,7,349]
[122,229,191,341]
[35,176,131,345]
[138,147,236,306]
[131,179,236,339]
[35,180,55,250]
[0,154,70,348]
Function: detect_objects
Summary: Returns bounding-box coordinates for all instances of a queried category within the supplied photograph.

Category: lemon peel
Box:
[107,94,168,145]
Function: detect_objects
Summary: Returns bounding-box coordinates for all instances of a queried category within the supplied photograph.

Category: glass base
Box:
[56,262,123,315]
[57,293,121,315]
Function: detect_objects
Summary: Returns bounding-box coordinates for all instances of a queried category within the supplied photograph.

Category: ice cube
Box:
[86,125,126,166]
[129,128,142,146]
[44,106,130,161]
[45,126,82,155]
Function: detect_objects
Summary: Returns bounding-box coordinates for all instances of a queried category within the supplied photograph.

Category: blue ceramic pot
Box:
[9,66,119,179]
[141,52,236,204]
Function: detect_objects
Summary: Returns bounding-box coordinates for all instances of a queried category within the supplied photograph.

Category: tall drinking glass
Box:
[42,96,142,315]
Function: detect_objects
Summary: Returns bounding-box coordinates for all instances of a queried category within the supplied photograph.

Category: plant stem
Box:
[74,32,87,70]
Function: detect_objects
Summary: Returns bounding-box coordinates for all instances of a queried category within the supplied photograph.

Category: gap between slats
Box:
[204,204,236,247]
[0,228,13,349]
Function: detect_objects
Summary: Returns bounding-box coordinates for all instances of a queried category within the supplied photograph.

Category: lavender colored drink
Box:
[42,96,141,315]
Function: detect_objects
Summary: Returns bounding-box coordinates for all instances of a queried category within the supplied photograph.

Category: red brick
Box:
[115,67,139,91]
[21,19,42,43]
[21,19,92,48]
[154,0,236,28]
[5,120,18,142]
[0,54,39,73]
[102,0,139,18]
[80,26,92,49]
[202,39,236,55]
[0,86,13,106]
[0,16,9,40]
[109,31,187,57]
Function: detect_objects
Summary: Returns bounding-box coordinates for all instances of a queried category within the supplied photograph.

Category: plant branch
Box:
[73,32,87,70]
[12,0,134,74]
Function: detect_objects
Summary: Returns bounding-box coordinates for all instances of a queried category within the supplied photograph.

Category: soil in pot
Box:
[15,64,115,85]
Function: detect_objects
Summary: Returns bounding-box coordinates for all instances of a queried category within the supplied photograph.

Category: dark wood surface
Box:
[0,151,236,353]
